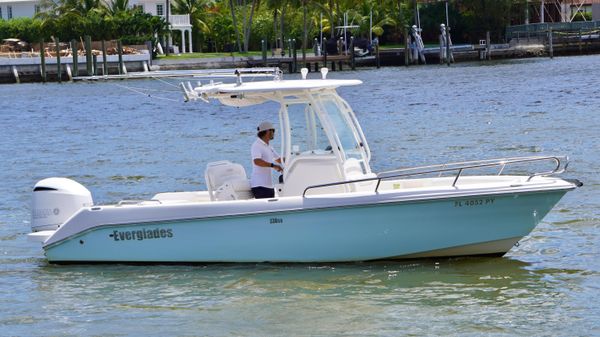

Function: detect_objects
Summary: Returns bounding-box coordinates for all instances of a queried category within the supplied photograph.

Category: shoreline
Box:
[1,41,599,84]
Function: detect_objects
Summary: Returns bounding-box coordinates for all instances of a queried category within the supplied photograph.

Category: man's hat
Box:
[257,121,275,132]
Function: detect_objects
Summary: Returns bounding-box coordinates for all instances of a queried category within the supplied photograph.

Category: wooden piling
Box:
[549,28,554,59]
[85,35,92,76]
[117,40,124,75]
[579,28,583,54]
[404,27,409,67]
[446,27,451,67]
[486,31,491,60]
[302,38,306,69]
[40,39,46,83]
[292,39,297,73]
[55,37,61,83]
[66,64,72,81]
[287,39,293,73]
[350,36,355,70]
[93,54,98,76]
[323,38,328,70]
[71,40,78,77]
[12,66,20,84]
[375,43,380,69]
[261,39,267,66]
[101,40,108,75]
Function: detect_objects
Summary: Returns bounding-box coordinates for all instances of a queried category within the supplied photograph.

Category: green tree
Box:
[172,0,215,52]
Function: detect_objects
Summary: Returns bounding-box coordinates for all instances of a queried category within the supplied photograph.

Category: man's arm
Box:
[254,158,283,172]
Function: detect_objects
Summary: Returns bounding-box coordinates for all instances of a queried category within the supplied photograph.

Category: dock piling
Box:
[102,40,108,76]
[261,39,267,66]
[446,27,451,66]
[486,31,491,60]
[85,35,92,76]
[93,54,98,76]
[404,27,409,67]
[579,28,583,54]
[350,36,355,70]
[117,40,124,75]
[66,64,72,81]
[549,28,554,59]
[12,65,20,84]
[55,37,61,83]
[40,40,46,83]
[323,38,328,70]
[292,39,297,73]
[71,40,78,77]
[375,42,380,69]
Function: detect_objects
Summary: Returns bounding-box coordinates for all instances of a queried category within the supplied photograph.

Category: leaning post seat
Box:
[205,161,253,201]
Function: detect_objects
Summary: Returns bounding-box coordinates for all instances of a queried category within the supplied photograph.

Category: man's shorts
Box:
[251,186,275,199]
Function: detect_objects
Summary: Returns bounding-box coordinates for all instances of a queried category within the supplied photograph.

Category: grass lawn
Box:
[157,51,263,60]
[156,43,442,59]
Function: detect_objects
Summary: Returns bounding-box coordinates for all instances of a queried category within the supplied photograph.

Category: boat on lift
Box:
[28,67,581,263]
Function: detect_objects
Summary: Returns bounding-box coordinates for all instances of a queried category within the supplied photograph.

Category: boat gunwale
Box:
[42,184,575,250]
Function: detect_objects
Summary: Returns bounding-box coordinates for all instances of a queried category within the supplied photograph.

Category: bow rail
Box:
[303,156,569,197]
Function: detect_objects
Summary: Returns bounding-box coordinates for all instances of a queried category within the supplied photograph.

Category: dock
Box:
[2,26,600,83]
[0,38,151,84]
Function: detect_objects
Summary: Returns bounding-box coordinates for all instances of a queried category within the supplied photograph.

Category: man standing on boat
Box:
[251,121,283,199]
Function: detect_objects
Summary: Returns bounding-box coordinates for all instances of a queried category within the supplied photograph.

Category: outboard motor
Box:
[31,178,93,232]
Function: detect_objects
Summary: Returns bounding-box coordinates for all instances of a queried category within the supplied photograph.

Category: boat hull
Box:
[43,190,567,263]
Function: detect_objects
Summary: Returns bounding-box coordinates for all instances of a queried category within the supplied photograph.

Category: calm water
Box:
[1,56,599,336]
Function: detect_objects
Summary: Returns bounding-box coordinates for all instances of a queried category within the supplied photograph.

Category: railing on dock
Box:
[303,156,569,197]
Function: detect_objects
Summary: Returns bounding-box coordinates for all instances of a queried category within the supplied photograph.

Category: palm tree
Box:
[103,0,129,16]
[227,0,261,53]
[227,0,243,52]
[264,0,284,51]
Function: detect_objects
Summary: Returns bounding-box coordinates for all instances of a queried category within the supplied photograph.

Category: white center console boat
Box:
[28,68,581,263]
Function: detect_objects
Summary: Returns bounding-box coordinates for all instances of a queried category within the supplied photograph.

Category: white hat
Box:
[257,121,275,132]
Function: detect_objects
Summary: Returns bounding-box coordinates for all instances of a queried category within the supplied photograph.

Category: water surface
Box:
[1,55,599,336]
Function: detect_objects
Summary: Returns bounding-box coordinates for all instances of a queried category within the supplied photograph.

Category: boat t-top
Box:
[28,67,581,263]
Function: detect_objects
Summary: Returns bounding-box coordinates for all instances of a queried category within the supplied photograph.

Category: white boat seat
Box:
[214,178,253,201]
[205,161,253,201]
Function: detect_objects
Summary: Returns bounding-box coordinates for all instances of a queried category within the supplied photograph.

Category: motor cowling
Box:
[31,177,93,232]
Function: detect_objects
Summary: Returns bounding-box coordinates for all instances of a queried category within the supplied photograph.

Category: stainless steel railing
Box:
[302,155,568,197]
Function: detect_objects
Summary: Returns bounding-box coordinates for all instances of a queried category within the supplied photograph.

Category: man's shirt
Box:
[250,138,280,188]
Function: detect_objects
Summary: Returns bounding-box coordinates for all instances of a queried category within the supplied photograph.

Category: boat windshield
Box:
[286,103,331,155]
[320,99,364,161]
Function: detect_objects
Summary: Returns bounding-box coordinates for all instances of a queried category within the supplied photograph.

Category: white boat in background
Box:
[28,68,581,263]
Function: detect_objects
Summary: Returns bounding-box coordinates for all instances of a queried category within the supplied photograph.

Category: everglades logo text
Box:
[109,228,174,241]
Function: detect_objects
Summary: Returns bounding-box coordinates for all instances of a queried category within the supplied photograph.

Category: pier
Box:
[2,21,600,83]
[0,38,151,84]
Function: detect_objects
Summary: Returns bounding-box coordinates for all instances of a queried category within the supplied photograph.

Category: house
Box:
[0,0,40,19]
[0,0,192,53]
[130,0,192,53]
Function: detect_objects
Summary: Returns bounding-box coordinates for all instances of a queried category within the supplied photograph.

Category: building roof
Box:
[0,0,39,3]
